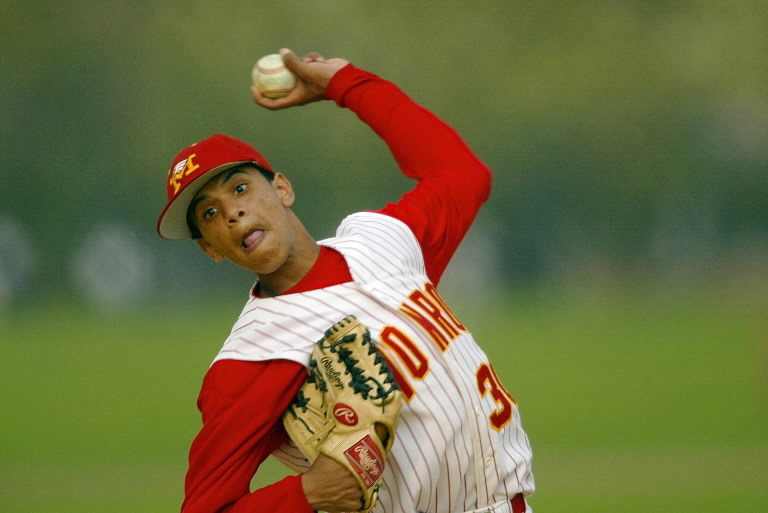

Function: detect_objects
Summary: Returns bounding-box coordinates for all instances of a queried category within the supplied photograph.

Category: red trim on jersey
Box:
[182,63,491,513]
[252,245,352,298]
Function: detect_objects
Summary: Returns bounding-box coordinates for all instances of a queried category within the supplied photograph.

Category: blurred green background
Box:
[1,1,766,512]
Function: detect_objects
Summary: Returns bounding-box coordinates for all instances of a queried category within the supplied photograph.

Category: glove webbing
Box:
[322,329,400,411]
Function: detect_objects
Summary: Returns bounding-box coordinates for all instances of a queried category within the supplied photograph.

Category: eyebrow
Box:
[189,166,249,214]
[221,166,248,185]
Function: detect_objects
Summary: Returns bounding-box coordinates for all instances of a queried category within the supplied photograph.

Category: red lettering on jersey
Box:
[425,282,466,331]
[400,302,450,351]
[476,362,516,431]
[378,349,415,400]
[380,326,429,379]
[409,289,460,338]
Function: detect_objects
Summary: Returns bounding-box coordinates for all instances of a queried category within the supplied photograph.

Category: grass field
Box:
[1,288,766,512]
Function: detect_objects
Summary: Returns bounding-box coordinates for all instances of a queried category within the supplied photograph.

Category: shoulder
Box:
[322,212,426,277]
[201,359,306,400]
[333,212,421,256]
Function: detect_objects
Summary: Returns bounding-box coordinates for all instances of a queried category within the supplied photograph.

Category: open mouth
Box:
[241,229,265,251]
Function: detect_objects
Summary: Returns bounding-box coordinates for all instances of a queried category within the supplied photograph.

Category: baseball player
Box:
[156,49,535,513]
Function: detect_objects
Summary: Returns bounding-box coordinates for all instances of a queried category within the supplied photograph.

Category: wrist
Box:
[296,474,317,513]
[324,63,379,107]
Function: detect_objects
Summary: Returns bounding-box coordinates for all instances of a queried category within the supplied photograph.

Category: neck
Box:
[256,227,320,298]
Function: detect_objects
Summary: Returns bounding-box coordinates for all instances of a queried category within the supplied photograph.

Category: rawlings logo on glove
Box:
[334,404,359,425]
[283,315,403,512]
[346,435,384,487]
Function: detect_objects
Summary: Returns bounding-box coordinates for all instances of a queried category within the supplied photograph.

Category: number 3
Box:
[476,363,517,430]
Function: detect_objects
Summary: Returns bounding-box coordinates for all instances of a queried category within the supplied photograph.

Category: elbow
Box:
[477,161,493,203]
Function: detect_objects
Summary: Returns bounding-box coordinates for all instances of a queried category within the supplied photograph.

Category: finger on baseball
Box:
[251,84,308,110]
[250,85,290,110]
[281,48,326,74]
[303,52,326,63]
[279,48,301,70]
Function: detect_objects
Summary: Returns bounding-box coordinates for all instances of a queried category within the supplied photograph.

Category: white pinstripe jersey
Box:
[212,212,535,513]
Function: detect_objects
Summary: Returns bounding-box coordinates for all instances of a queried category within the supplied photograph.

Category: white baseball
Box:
[251,54,297,99]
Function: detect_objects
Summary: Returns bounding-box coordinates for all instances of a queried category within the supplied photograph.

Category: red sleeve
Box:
[181,359,313,513]
[325,65,492,284]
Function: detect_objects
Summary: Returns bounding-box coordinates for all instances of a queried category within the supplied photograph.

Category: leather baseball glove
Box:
[283,315,403,512]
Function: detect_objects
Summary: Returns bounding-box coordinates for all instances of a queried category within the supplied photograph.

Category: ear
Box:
[272,172,296,208]
[196,238,225,263]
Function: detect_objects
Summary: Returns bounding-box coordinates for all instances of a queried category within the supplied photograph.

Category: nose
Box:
[226,205,246,224]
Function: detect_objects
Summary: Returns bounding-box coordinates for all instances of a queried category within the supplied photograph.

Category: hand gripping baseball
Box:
[283,315,403,512]
[251,48,350,110]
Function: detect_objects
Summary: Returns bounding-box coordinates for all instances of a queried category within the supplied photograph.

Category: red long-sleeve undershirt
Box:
[181,64,491,513]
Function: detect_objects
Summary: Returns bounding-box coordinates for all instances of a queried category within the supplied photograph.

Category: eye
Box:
[202,207,217,220]
[234,182,248,194]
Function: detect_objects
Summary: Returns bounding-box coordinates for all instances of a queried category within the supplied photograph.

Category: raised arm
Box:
[252,49,492,284]
[325,65,492,283]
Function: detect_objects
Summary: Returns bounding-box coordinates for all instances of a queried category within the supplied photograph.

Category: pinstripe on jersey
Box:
[213,212,535,513]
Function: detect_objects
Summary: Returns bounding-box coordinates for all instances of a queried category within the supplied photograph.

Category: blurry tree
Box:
[1,1,765,304]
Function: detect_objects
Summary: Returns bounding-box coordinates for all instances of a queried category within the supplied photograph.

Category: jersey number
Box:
[476,362,516,431]
[378,326,516,431]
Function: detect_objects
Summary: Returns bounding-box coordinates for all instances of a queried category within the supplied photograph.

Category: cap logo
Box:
[169,153,200,195]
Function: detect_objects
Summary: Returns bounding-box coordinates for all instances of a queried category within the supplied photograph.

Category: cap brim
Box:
[156,161,250,240]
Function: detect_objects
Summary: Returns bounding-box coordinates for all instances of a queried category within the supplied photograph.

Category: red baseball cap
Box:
[156,133,274,240]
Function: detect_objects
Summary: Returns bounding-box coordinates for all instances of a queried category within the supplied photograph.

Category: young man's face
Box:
[189,165,298,275]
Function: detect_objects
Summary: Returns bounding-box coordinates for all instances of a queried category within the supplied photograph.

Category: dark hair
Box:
[186,164,275,240]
